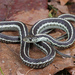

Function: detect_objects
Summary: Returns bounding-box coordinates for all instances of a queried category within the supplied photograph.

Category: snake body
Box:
[0,21,56,68]
[29,18,75,47]
[0,14,75,68]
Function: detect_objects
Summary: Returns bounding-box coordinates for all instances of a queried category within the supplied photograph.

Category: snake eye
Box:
[29,38,32,41]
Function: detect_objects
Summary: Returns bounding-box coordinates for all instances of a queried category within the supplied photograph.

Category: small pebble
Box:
[2,60,5,63]
[9,69,12,71]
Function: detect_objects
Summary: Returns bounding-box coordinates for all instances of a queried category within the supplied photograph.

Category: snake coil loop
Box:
[0,14,75,68]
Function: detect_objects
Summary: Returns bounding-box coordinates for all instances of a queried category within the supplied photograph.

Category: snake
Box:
[0,21,56,68]
[0,14,75,68]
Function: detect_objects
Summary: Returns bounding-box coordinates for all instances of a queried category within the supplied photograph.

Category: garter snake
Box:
[0,21,56,68]
[0,14,75,68]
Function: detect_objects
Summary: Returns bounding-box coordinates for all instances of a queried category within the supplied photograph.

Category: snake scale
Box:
[0,14,75,68]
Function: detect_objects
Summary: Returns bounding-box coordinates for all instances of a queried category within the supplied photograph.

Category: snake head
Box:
[23,35,38,43]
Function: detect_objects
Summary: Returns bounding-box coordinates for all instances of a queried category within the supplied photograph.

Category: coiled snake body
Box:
[0,14,75,68]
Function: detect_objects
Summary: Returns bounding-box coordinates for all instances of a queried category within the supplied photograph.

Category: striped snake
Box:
[0,14,75,68]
